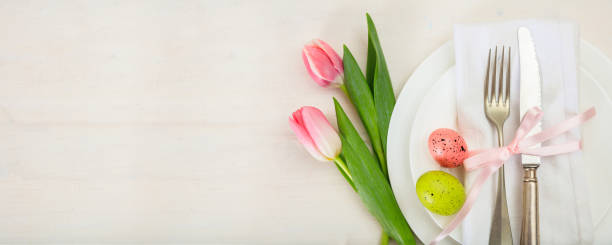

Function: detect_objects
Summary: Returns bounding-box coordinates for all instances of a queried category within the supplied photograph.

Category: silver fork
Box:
[484,46,513,245]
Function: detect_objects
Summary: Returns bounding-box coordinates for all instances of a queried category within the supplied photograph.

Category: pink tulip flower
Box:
[289,106,342,161]
[302,39,344,87]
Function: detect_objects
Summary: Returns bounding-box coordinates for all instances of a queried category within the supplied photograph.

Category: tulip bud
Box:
[289,106,342,161]
[302,39,344,87]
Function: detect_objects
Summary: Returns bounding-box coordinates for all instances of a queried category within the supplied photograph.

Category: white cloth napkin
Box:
[454,21,593,244]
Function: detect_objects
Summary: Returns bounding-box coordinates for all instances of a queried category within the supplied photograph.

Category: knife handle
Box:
[521,166,540,245]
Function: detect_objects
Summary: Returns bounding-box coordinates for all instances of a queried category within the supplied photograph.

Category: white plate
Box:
[387,40,612,244]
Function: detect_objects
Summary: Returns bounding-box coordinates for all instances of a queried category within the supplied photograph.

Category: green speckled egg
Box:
[416,171,465,216]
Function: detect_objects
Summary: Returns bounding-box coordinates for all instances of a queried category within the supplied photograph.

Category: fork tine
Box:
[491,47,498,104]
[498,45,505,104]
[485,48,491,104]
[505,47,511,105]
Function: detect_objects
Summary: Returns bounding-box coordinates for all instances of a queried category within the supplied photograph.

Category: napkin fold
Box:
[454,21,593,244]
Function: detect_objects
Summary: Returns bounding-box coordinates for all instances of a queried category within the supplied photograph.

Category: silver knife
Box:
[518,26,542,245]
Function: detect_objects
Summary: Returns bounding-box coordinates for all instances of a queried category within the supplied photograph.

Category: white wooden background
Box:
[0,0,609,243]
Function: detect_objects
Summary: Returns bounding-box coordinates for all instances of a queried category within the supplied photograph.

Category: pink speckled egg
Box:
[428,128,468,168]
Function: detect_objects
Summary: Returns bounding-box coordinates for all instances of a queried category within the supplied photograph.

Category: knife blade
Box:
[518,27,542,166]
[518,26,542,245]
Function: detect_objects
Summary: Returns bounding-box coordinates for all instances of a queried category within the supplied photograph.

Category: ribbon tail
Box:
[519,141,582,156]
[464,148,509,171]
[429,165,499,245]
[512,107,544,147]
[520,107,596,148]
[466,149,486,158]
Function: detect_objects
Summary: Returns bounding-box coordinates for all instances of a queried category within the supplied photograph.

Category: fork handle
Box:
[489,126,513,245]
[521,166,539,245]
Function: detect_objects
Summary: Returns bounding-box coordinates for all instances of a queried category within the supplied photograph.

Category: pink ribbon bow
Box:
[430,106,596,245]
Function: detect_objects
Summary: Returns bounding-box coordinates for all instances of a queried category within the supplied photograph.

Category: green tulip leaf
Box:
[342,45,387,176]
[334,98,415,245]
[366,13,396,156]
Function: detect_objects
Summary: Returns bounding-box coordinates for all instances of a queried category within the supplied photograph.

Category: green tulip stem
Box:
[339,83,348,97]
[334,157,352,181]
[334,156,356,191]
[379,231,389,245]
